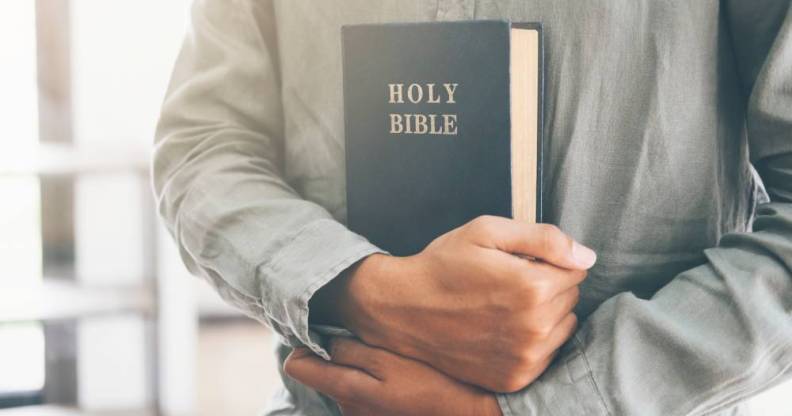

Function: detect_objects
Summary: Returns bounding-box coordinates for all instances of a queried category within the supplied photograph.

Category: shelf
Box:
[0,281,155,324]
[0,405,152,416]
[0,143,150,177]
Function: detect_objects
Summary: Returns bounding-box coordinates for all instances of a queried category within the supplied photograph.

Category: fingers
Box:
[283,347,378,401]
[533,313,578,361]
[493,252,586,304]
[329,337,390,380]
[467,216,596,270]
[523,260,587,293]
[543,286,580,326]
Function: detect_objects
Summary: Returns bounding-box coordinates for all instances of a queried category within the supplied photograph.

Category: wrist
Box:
[342,253,434,363]
[307,253,391,327]
[337,253,396,336]
[314,252,427,358]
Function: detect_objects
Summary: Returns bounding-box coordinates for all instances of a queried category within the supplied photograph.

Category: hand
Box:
[284,338,502,416]
[312,216,595,392]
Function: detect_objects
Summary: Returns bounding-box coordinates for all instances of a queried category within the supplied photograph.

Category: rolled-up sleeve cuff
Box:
[257,218,385,360]
[498,333,611,416]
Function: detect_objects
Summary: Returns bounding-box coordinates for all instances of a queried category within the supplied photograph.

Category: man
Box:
[153,1,792,415]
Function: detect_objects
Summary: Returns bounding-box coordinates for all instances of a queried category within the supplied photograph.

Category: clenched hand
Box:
[312,216,596,392]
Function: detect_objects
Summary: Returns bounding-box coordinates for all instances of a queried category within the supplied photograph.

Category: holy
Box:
[388,83,459,104]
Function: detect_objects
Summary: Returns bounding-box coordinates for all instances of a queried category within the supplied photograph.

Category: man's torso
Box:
[263,1,757,414]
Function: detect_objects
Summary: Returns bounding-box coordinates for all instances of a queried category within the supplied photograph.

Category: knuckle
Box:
[520,348,543,369]
[470,215,497,231]
[540,224,569,253]
[494,346,543,392]
[524,289,542,307]
[504,345,540,372]
[535,224,575,258]
[528,321,555,338]
[498,371,530,393]
[538,223,561,235]
[514,274,535,297]
[524,280,551,305]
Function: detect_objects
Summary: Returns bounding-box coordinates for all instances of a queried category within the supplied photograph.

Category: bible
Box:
[343,20,544,256]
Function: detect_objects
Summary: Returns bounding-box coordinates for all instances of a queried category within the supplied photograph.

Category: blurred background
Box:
[0,1,281,415]
[0,1,790,416]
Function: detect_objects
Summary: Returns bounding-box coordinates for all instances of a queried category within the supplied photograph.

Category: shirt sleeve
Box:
[499,3,792,415]
[152,0,383,360]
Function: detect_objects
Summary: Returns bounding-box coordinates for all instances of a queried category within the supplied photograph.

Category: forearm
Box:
[501,205,792,416]
[154,0,384,354]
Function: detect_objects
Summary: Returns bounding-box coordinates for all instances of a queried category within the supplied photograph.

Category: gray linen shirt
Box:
[153,1,792,415]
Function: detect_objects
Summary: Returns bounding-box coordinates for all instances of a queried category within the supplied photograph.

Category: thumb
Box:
[284,347,377,401]
[470,217,597,270]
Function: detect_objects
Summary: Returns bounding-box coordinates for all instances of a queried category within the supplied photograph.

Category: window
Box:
[0,0,45,404]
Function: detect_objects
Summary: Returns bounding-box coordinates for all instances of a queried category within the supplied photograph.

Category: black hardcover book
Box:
[343,20,543,256]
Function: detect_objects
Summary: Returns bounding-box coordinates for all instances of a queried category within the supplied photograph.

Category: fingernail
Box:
[572,241,597,268]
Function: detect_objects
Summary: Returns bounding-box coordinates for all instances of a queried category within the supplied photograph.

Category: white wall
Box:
[69,0,194,414]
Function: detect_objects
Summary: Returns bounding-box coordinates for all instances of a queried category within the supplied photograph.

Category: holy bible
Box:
[343,21,543,256]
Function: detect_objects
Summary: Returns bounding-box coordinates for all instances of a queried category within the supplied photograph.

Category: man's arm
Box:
[499,3,792,415]
[285,338,503,416]
[154,0,382,354]
[156,0,596,395]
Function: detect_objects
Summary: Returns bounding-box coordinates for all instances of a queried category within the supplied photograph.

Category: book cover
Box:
[343,20,543,256]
